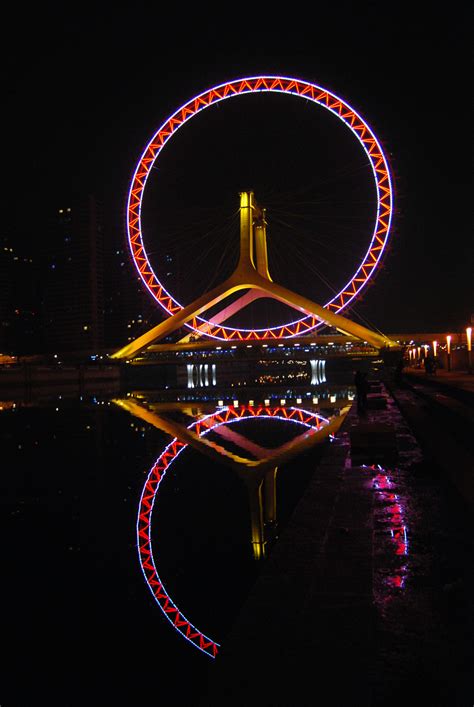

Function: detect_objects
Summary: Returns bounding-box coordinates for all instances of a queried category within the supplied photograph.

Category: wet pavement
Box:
[201,384,473,706]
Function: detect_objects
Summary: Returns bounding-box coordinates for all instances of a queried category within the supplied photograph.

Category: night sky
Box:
[4,4,472,334]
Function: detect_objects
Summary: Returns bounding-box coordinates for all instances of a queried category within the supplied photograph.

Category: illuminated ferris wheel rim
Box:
[128,75,393,340]
[137,405,331,658]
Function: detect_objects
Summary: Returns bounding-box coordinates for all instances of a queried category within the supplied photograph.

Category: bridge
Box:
[112,192,401,362]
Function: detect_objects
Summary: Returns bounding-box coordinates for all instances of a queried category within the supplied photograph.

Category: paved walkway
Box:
[391,369,474,508]
[404,366,474,397]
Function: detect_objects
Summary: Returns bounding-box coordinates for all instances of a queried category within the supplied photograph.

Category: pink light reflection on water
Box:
[367,464,409,590]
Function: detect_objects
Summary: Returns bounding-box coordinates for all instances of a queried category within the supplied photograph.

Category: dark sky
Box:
[4,3,472,333]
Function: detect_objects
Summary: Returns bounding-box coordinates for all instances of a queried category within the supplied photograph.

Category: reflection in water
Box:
[310,359,326,385]
[127,403,348,658]
[368,464,409,593]
[186,363,217,388]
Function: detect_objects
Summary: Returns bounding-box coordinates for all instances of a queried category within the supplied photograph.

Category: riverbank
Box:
[0,362,121,397]
[201,384,473,706]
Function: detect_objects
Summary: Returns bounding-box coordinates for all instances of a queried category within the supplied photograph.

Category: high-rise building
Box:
[103,244,157,348]
[0,235,39,355]
[40,195,104,354]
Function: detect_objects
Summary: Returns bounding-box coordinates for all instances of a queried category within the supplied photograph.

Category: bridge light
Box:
[467,327,472,375]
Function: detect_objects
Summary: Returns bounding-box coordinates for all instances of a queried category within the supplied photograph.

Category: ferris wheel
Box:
[113,76,396,359]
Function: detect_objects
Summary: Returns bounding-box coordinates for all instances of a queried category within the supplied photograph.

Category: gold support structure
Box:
[112,192,398,359]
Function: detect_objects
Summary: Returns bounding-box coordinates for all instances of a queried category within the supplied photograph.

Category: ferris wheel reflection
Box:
[113,397,349,657]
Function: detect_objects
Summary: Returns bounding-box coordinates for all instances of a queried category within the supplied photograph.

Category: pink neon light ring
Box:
[137,405,330,657]
[128,76,393,341]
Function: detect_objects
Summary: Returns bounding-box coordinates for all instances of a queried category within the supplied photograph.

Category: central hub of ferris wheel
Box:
[110,76,400,360]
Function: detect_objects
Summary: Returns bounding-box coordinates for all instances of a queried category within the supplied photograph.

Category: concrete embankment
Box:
[0,363,121,396]
[201,383,473,706]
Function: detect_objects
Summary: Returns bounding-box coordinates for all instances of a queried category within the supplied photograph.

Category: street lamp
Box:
[433,340,438,357]
[446,335,452,372]
[466,327,472,374]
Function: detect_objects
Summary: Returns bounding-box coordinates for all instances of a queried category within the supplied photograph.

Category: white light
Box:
[330,394,336,403]
[264,399,270,406]
[249,400,254,406]
[280,399,286,405]
[312,396,319,404]
[233,400,239,407]
[296,398,302,404]
[218,400,224,406]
